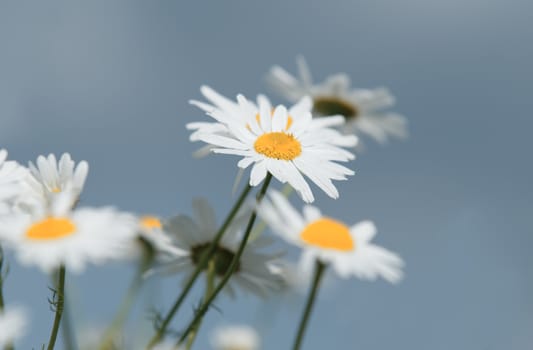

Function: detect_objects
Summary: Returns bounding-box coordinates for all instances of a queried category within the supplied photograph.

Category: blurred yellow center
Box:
[51,187,62,193]
[254,132,301,160]
[26,217,76,241]
[300,218,354,251]
[140,216,162,230]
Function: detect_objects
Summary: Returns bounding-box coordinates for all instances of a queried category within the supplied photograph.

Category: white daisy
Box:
[0,149,28,207]
[189,88,357,203]
[25,152,89,210]
[210,324,260,350]
[267,56,408,144]
[132,215,187,260]
[0,307,28,348]
[160,198,284,297]
[0,190,137,273]
[258,191,404,283]
[189,86,357,152]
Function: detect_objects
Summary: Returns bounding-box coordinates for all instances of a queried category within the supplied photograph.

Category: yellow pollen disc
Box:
[254,132,302,160]
[141,216,162,230]
[51,187,62,193]
[300,218,354,251]
[26,217,77,241]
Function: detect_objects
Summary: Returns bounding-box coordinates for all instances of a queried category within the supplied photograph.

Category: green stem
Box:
[185,259,215,350]
[1,245,15,350]
[0,245,6,313]
[47,265,66,350]
[250,183,294,241]
[99,258,150,350]
[61,296,77,350]
[177,173,273,345]
[146,183,253,349]
[292,260,326,350]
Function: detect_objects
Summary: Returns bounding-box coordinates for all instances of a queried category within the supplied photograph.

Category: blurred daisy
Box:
[25,152,89,209]
[210,324,260,350]
[160,198,284,297]
[0,149,28,207]
[0,307,28,348]
[0,190,137,273]
[267,56,408,144]
[189,89,357,203]
[258,191,404,283]
[133,215,186,261]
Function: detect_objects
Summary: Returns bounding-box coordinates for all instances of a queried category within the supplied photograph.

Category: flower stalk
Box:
[47,265,66,350]
[146,183,253,349]
[292,259,326,350]
[177,173,273,345]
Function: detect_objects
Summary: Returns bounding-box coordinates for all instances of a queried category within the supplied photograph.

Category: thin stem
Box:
[250,183,294,241]
[292,260,326,350]
[1,245,15,350]
[0,245,6,312]
[146,183,253,349]
[177,173,273,345]
[99,257,151,350]
[61,296,77,350]
[47,265,66,350]
[185,259,215,350]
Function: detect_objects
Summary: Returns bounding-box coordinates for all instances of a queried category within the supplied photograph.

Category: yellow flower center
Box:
[26,217,77,241]
[254,132,302,160]
[140,216,162,230]
[313,96,358,119]
[51,187,62,193]
[300,218,354,251]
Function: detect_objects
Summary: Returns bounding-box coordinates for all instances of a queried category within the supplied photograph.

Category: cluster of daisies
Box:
[0,57,407,350]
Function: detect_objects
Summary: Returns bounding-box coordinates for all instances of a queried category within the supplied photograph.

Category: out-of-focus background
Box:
[1,0,532,349]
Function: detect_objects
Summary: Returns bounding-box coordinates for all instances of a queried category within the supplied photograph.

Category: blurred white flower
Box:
[267,56,408,144]
[258,190,404,283]
[156,198,284,298]
[0,149,29,209]
[0,307,28,347]
[0,190,137,273]
[128,215,187,261]
[210,324,260,350]
[24,152,88,211]
[189,87,357,203]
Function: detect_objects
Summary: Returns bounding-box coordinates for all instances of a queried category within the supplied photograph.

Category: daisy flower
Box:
[189,88,357,203]
[132,215,186,261]
[0,190,137,273]
[258,190,404,283]
[0,149,28,207]
[0,307,28,348]
[210,324,260,350]
[160,198,284,297]
[267,56,408,144]
[24,152,89,209]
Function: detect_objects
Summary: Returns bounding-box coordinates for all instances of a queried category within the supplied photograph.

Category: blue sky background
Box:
[1,0,532,349]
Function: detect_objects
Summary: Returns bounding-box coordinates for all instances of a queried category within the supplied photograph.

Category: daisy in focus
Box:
[159,198,284,297]
[267,56,408,144]
[258,190,404,283]
[189,88,357,203]
[0,149,28,210]
[210,324,260,350]
[0,190,138,273]
[0,307,28,348]
[24,152,89,210]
